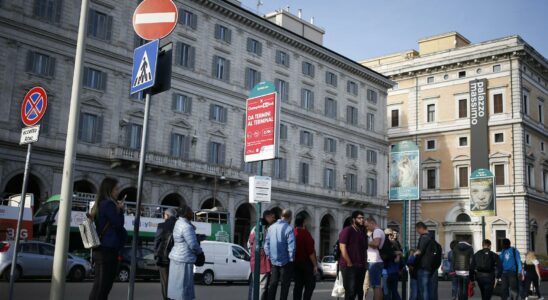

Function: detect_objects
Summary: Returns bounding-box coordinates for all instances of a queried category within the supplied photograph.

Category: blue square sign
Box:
[130,39,159,94]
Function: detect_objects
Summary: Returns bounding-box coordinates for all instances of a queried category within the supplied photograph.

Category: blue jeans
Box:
[410,278,418,300]
[417,269,432,300]
[431,271,438,300]
[382,272,401,300]
[368,262,383,288]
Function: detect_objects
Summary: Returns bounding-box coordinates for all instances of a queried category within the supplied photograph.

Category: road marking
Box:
[135,12,176,24]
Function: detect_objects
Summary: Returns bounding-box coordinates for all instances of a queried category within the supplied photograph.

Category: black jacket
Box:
[154,217,177,264]
[451,242,474,274]
[470,248,501,280]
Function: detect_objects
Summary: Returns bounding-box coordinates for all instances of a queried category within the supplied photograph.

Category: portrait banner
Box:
[389,141,420,200]
[470,168,496,216]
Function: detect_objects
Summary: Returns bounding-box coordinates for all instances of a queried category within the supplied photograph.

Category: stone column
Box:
[228,193,236,243]
[313,207,321,256]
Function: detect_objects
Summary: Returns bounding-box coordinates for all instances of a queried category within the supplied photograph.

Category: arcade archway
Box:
[234,203,256,247]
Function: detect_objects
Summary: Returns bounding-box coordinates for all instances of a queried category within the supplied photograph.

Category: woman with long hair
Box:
[88,177,127,300]
[168,205,203,300]
[523,251,543,300]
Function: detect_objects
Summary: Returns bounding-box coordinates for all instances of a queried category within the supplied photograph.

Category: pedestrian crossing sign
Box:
[130,39,159,94]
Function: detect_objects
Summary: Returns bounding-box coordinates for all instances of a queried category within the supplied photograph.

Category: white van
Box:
[194,241,251,285]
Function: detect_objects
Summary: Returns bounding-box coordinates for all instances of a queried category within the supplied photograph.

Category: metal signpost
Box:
[9,87,47,300]
[245,81,280,300]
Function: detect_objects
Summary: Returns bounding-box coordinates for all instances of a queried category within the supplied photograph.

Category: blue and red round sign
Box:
[21,87,47,126]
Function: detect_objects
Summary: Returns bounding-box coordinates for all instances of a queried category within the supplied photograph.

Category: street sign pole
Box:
[253,161,263,300]
[128,90,151,300]
[401,198,408,300]
[8,143,32,300]
[50,1,89,299]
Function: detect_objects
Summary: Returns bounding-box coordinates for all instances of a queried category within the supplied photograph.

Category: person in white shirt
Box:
[366,217,385,300]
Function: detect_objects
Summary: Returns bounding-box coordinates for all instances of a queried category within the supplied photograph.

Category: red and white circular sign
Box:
[133,0,178,41]
[21,87,47,126]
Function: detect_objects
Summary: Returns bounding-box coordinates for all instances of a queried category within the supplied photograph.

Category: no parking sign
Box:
[21,87,47,126]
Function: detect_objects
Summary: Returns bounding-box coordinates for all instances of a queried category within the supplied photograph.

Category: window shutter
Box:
[95,115,103,143]
[225,28,232,43]
[105,15,113,41]
[183,135,191,159]
[189,46,195,70]
[257,42,262,56]
[245,68,250,89]
[87,10,95,36]
[100,71,107,91]
[221,107,228,123]
[190,13,197,29]
[299,131,304,144]
[325,72,329,84]
[78,113,84,141]
[309,133,313,146]
[324,138,328,151]
[219,144,226,164]
[48,56,56,77]
[353,108,358,124]
[334,75,338,87]
[301,89,306,107]
[176,42,183,66]
[246,38,252,52]
[311,65,315,77]
[224,59,230,81]
[275,50,281,64]
[284,53,290,67]
[211,56,217,77]
[310,91,314,109]
[333,139,337,153]
[54,0,62,23]
[172,94,178,110]
[302,62,306,74]
[25,51,33,72]
[257,71,261,85]
[170,133,177,156]
[209,104,215,120]
[214,24,220,39]
[283,82,288,101]
[33,0,41,16]
[186,97,192,114]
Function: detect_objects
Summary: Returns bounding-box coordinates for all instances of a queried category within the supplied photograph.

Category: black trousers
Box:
[89,248,119,300]
[268,263,293,300]
[293,260,315,300]
[476,274,495,300]
[455,275,470,300]
[341,266,366,300]
[158,265,170,300]
[501,272,519,300]
[523,273,541,298]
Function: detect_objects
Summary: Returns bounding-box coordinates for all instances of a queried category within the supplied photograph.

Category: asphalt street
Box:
[1,279,547,300]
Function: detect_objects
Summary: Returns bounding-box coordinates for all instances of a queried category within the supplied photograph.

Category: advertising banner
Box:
[470,168,496,216]
[470,79,489,169]
[245,81,280,162]
[389,141,420,200]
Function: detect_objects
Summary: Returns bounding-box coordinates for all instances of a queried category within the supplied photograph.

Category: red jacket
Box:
[294,227,315,263]
[249,228,271,274]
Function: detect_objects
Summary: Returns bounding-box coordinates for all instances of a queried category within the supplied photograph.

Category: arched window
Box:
[456,213,471,222]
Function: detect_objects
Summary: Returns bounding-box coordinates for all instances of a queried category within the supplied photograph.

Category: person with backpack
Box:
[451,240,474,300]
[382,228,402,300]
[154,208,178,300]
[293,215,318,300]
[470,239,501,300]
[448,240,459,300]
[338,211,367,300]
[414,221,442,300]
[248,210,276,300]
[365,217,385,300]
[499,238,522,300]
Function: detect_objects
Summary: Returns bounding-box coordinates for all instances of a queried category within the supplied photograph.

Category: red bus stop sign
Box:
[21,87,47,126]
[133,0,178,41]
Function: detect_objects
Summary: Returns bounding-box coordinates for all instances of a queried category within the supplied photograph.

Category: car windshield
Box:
[322,256,335,263]
[35,201,59,217]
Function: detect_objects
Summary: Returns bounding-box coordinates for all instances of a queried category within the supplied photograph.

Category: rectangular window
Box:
[525,133,530,145]
[523,92,529,115]
[33,0,62,23]
[539,102,544,123]
[170,133,190,159]
[299,162,310,184]
[300,130,313,147]
[246,38,262,56]
[326,71,337,87]
[245,67,261,90]
[127,123,142,150]
[279,123,288,140]
[347,81,358,95]
[176,42,195,69]
[26,51,55,77]
[214,24,231,43]
[83,67,107,91]
[302,61,315,77]
[275,79,289,103]
[494,133,504,143]
[426,168,436,189]
[495,230,506,252]
[172,94,192,113]
[243,161,258,174]
[346,173,357,192]
[427,76,434,84]
[325,98,337,119]
[366,150,377,164]
[426,139,436,150]
[346,106,358,125]
[78,113,102,144]
[541,142,545,152]
[208,142,225,165]
[458,166,468,188]
[458,71,466,78]
[494,164,505,186]
[346,144,358,159]
[367,89,378,104]
[301,89,314,110]
[493,64,501,72]
[212,56,230,82]
[209,104,227,123]
[366,113,375,131]
[493,94,503,114]
[459,136,468,147]
[87,9,113,41]
[179,8,197,29]
[391,109,399,127]
[324,137,336,153]
[527,164,534,187]
[275,50,290,67]
[324,168,335,189]
[272,158,287,180]
[543,170,547,192]
[366,178,377,196]
[427,104,436,122]
[458,99,467,118]
[131,91,145,102]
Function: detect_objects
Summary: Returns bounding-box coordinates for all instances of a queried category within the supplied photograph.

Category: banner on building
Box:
[389,141,420,200]
[470,79,489,169]
[470,168,496,216]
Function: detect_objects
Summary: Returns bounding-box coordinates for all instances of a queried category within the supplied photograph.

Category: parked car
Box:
[194,241,251,285]
[438,258,451,280]
[540,264,548,281]
[320,255,337,278]
[117,246,159,282]
[0,240,91,282]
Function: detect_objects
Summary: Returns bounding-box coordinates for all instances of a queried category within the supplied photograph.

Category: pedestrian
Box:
[293,215,318,300]
[338,211,367,300]
[407,249,419,300]
[365,217,384,300]
[88,177,127,300]
[499,238,522,300]
[248,210,276,300]
[154,208,178,300]
[382,228,402,300]
[470,239,501,300]
[522,251,543,300]
[265,209,295,300]
[363,229,373,299]
[167,205,204,300]
[414,221,439,300]
[451,239,474,300]
[448,240,459,300]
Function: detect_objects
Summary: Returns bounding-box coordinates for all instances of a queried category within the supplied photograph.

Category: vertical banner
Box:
[470,79,489,169]
[244,81,280,162]
[470,168,496,216]
[389,141,420,200]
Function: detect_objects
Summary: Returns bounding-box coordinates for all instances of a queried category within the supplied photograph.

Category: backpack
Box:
[475,250,494,273]
[379,234,396,265]
[156,222,175,266]
[421,239,443,272]
[333,240,341,262]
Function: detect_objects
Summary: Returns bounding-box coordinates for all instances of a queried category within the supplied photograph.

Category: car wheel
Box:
[3,266,22,282]
[117,267,130,282]
[69,266,85,282]
[202,270,214,285]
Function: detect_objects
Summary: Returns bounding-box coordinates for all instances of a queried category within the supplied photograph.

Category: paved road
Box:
[1,279,547,299]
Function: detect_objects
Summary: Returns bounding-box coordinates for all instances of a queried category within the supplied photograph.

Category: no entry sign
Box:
[21,87,47,126]
[133,0,178,40]
[244,81,280,162]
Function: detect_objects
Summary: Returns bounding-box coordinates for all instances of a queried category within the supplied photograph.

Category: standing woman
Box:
[89,177,127,300]
[523,251,543,299]
[168,205,203,300]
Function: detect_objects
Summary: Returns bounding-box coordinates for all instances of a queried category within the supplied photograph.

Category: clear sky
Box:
[240,0,548,61]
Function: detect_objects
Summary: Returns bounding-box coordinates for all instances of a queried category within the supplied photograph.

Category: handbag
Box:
[467,281,475,297]
[492,279,502,296]
[195,252,205,267]
[79,214,110,249]
[331,271,345,298]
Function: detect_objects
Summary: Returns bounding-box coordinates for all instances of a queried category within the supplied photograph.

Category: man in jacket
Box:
[248,210,276,300]
[154,208,178,300]
[470,239,501,300]
[293,215,317,300]
[451,240,474,300]
[339,211,367,300]
[414,222,433,300]
[265,209,295,300]
[499,239,522,300]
